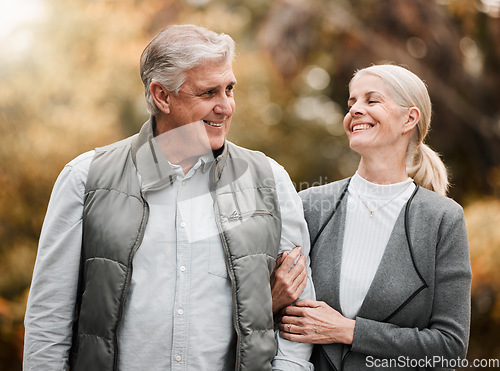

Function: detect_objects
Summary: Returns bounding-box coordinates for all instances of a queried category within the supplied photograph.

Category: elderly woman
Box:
[274,64,471,370]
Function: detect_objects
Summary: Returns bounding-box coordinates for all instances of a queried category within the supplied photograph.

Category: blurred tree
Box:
[0,0,176,366]
[257,0,500,201]
[465,197,500,364]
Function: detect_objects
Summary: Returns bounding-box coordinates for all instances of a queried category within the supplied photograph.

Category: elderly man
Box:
[23,25,314,370]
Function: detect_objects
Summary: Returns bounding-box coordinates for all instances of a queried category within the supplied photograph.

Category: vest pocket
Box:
[208,239,229,279]
[209,210,274,279]
[221,210,273,222]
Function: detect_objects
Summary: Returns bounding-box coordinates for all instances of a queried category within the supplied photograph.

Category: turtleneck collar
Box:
[351,172,413,201]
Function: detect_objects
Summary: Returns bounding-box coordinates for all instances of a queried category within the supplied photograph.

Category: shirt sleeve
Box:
[23,151,94,371]
[268,158,315,371]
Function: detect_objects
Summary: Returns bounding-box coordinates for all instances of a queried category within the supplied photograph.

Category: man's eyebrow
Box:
[198,80,237,92]
[195,85,218,94]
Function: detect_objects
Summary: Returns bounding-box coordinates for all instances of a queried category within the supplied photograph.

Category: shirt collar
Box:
[130,117,175,192]
[131,117,229,191]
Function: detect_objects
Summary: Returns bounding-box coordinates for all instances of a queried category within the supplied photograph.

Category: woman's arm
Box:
[278,300,355,345]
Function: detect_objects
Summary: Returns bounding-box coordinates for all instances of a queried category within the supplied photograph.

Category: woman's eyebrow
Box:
[365,90,382,97]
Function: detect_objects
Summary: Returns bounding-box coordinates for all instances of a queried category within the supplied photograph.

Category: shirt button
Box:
[177,309,184,315]
[175,355,182,362]
[180,222,186,228]
[182,180,187,186]
[180,266,186,272]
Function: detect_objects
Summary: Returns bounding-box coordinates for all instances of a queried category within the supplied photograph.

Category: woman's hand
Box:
[278,300,355,345]
[271,246,308,315]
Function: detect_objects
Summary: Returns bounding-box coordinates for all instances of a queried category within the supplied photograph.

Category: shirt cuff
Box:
[272,356,314,370]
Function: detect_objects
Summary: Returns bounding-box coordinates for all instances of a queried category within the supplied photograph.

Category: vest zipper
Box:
[213,200,242,371]
[113,200,150,370]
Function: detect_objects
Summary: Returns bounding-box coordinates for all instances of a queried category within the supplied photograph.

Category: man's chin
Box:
[209,138,226,152]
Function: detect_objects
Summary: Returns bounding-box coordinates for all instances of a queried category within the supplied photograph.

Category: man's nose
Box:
[214,94,233,116]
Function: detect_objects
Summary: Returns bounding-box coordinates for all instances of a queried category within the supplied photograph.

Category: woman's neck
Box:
[357,156,408,185]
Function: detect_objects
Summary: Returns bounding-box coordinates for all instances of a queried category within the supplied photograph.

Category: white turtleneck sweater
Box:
[339,172,416,319]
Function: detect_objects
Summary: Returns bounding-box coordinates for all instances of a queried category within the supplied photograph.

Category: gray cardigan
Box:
[299,178,472,371]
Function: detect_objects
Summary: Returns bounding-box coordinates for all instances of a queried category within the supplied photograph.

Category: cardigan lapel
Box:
[356,197,428,322]
[310,182,350,370]
[310,183,349,313]
[314,182,427,369]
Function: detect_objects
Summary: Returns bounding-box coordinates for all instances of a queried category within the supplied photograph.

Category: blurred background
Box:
[1,0,499,369]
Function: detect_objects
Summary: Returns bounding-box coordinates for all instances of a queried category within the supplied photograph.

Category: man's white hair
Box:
[140,24,235,116]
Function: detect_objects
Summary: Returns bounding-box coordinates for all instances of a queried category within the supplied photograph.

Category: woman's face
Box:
[343,73,410,158]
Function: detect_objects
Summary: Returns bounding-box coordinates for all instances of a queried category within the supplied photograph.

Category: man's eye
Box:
[199,88,217,97]
[368,100,379,104]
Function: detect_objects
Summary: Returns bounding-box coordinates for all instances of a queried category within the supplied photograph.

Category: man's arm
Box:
[23,151,93,370]
[268,158,315,371]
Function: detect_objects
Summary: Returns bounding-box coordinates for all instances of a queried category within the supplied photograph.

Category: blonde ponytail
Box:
[407,143,449,196]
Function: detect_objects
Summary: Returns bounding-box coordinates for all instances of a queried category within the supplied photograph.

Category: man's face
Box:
[164,60,236,150]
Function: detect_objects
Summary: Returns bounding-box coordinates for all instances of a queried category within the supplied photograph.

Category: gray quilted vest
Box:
[69,119,282,370]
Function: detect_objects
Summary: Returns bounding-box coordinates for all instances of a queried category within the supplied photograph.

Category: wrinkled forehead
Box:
[350,71,408,106]
[182,60,236,90]
[350,71,385,88]
[348,73,391,97]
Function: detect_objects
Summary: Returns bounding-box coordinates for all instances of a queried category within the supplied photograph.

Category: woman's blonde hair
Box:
[351,64,449,195]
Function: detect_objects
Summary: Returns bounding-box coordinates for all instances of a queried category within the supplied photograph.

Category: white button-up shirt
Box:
[23,139,314,370]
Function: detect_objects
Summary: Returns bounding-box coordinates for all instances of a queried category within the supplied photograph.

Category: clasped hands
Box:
[271,246,355,345]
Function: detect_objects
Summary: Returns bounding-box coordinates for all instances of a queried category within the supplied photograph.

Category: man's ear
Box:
[402,107,420,134]
[150,82,170,114]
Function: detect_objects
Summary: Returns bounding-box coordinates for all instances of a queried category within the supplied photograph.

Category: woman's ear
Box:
[150,82,170,114]
[402,107,420,134]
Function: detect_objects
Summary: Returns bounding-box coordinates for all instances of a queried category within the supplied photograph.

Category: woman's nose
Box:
[349,102,364,116]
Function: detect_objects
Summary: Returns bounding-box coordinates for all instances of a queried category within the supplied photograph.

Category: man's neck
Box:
[153,117,213,174]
